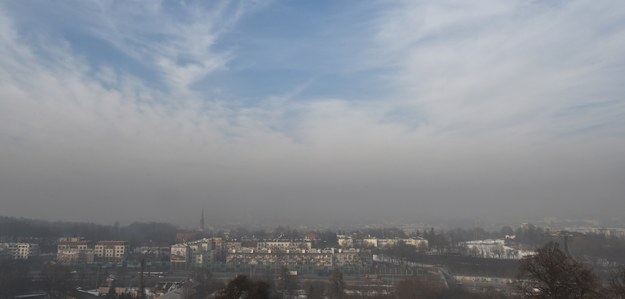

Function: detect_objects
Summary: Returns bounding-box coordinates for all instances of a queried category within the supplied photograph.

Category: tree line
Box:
[0,216,178,248]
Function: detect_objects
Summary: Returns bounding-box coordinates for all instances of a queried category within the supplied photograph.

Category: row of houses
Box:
[1,238,129,262]
[559,227,625,238]
[226,247,371,267]
[459,239,534,259]
[50,235,429,268]
[56,237,128,264]
[337,236,429,249]
[170,238,373,269]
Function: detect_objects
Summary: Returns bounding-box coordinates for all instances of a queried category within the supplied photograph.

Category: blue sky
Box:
[1,0,624,226]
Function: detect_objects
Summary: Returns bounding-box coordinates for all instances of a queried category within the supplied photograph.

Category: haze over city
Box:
[1,1,624,227]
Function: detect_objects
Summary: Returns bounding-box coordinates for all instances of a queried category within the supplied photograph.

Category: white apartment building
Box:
[8,243,39,259]
[337,235,354,248]
[57,238,94,265]
[170,237,224,268]
[58,238,89,251]
[361,237,428,249]
[95,241,128,260]
[4,243,39,260]
[256,241,312,251]
[402,237,429,249]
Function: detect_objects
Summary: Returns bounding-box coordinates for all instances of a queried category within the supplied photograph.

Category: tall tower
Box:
[200,208,205,231]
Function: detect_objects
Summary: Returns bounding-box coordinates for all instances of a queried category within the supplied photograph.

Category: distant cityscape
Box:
[1,213,625,298]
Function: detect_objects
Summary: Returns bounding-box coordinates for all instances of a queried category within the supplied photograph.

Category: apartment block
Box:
[95,241,128,260]
[56,238,95,264]
[7,243,39,259]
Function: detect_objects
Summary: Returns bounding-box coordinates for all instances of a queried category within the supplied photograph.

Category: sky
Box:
[1,0,624,227]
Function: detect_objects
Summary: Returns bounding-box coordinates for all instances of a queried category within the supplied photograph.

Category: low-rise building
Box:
[57,238,95,264]
[359,237,428,249]
[256,240,312,251]
[304,232,320,241]
[170,243,190,270]
[402,237,429,249]
[334,248,372,266]
[227,248,335,267]
[134,246,170,258]
[460,239,532,259]
[95,241,128,261]
[362,238,379,248]
[226,247,372,267]
[58,248,95,265]
[7,243,39,259]
[58,237,89,251]
[188,238,221,267]
[337,235,353,248]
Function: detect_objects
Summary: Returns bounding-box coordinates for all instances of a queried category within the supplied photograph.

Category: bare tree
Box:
[41,264,74,298]
[0,259,30,299]
[516,242,599,299]
[216,275,272,299]
[492,245,504,259]
[191,267,218,298]
[276,266,297,298]
[326,268,346,299]
[304,281,325,299]
[610,267,625,299]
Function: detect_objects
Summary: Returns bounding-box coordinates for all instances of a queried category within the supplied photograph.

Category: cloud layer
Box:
[1,1,624,226]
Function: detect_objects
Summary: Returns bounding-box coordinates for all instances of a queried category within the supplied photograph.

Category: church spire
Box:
[200,208,205,231]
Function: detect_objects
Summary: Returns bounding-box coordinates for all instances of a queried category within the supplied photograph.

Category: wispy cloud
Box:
[366,0,625,138]
[67,0,268,94]
[1,1,624,225]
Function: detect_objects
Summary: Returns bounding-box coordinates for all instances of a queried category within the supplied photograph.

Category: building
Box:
[337,235,354,248]
[359,237,428,249]
[170,243,190,270]
[362,238,380,248]
[134,246,170,260]
[460,239,532,259]
[57,237,95,264]
[334,248,372,266]
[226,247,372,268]
[188,238,216,267]
[226,248,335,267]
[402,237,429,249]
[304,232,320,241]
[256,241,312,251]
[171,237,225,268]
[58,237,89,251]
[95,241,128,261]
[7,243,39,259]
[57,248,95,265]
[212,237,225,261]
